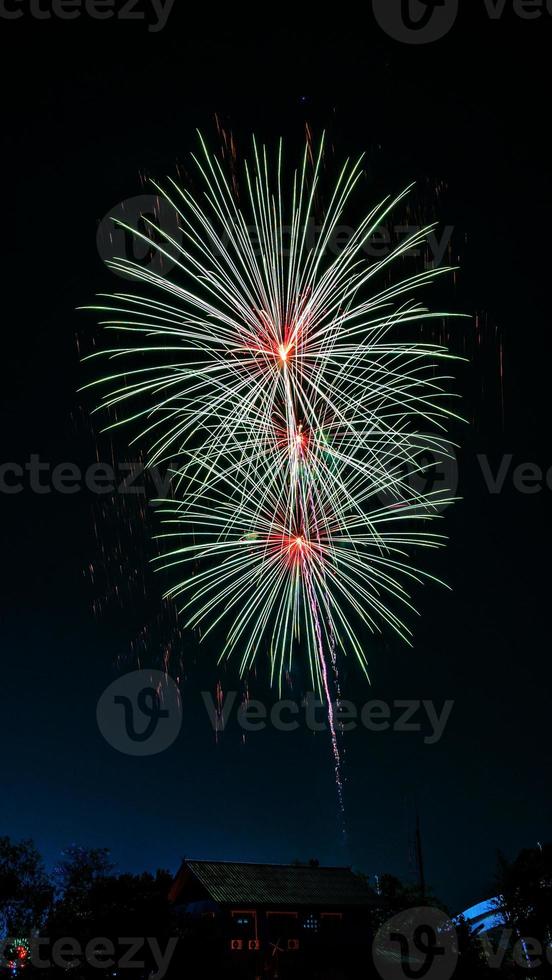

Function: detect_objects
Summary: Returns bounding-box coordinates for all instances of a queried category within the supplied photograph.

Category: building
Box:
[169,858,379,978]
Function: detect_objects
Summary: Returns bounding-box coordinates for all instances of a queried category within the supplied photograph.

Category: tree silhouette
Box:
[0,837,52,936]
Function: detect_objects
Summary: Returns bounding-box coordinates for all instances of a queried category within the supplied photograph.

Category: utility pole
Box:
[405,793,426,899]
[415,810,426,901]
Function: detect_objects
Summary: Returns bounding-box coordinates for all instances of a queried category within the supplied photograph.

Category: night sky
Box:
[2,4,551,916]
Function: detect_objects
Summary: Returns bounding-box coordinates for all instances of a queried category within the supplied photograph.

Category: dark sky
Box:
[2,4,551,915]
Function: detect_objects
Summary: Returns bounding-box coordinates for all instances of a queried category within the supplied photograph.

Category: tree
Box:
[0,837,52,937]
[371,872,447,922]
[53,847,114,904]
[45,852,173,980]
[455,914,497,980]
[494,843,552,977]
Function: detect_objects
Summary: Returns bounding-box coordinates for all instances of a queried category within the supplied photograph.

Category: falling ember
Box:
[319,650,346,835]
[214,680,225,742]
[303,557,346,835]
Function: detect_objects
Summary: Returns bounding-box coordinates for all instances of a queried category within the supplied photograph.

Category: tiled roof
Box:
[178,860,376,907]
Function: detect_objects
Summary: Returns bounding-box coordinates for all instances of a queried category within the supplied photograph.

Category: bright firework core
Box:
[278,341,292,364]
[279,533,312,564]
[295,426,307,452]
[273,422,308,455]
[291,535,307,562]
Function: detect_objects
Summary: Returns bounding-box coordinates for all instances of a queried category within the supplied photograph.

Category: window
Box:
[231,910,256,938]
[303,913,319,932]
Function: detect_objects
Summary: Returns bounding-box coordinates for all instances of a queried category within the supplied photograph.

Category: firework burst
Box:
[83,133,463,707]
